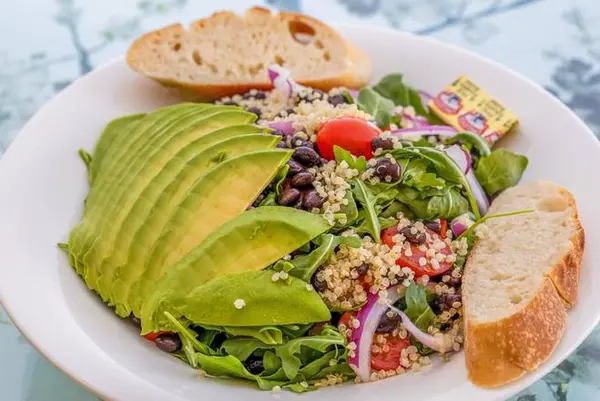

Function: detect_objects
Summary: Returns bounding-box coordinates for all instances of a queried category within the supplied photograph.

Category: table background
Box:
[1,0,599,400]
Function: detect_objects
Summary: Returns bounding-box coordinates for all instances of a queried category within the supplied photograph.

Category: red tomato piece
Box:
[371,335,410,371]
[338,311,356,331]
[382,226,454,277]
[143,331,172,342]
[440,219,448,239]
[316,117,381,160]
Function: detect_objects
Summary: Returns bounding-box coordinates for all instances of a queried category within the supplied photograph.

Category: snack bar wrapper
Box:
[428,76,519,145]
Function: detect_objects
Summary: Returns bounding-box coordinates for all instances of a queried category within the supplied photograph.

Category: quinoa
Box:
[309,160,359,225]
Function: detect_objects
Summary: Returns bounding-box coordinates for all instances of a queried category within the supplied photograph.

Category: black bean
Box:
[400,225,427,244]
[433,289,462,313]
[328,94,347,106]
[311,268,328,292]
[291,172,315,188]
[302,189,325,209]
[293,146,320,167]
[243,356,264,374]
[355,263,369,275]
[247,107,262,118]
[276,140,288,149]
[424,219,442,234]
[272,130,285,137]
[254,91,266,100]
[287,159,305,176]
[373,158,401,182]
[278,185,301,206]
[155,333,181,353]
[128,314,141,328]
[447,276,462,288]
[376,310,401,333]
[371,136,394,151]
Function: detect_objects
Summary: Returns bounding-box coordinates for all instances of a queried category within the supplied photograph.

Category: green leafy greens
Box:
[403,284,436,331]
[474,149,528,197]
[357,88,395,129]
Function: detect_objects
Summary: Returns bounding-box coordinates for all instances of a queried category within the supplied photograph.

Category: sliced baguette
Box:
[463,180,584,388]
[126,7,371,101]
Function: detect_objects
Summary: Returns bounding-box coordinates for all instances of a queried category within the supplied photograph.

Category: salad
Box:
[63,65,528,393]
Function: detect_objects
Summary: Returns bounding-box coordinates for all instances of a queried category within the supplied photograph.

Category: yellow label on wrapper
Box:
[428,76,519,144]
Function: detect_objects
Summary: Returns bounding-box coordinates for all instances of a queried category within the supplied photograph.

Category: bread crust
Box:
[464,183,584,388]
[126,7,371,101]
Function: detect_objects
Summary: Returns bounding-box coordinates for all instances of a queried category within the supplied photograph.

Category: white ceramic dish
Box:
[0,24,598,401]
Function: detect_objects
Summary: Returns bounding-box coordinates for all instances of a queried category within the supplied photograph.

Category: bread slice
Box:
[126,7,371,101]
[463,180,584,388]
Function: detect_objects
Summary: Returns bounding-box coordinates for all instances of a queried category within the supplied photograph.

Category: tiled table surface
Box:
[1,1,599,400]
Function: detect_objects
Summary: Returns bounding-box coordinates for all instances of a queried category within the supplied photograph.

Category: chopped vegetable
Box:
[316,117,380,160]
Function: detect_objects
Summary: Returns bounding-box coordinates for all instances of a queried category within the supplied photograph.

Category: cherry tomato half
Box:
[371,335,410,371]
[338,311,356,331]
[143,331,173,342]
[382,225,454,277]
[316,117,381,160]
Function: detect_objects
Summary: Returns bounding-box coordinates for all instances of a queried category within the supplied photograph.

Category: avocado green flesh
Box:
[180,271,331,326]
[83,118,264,297]
[140,206,331,333]
[131,150,292,318]
[68,104,214,274]
[101,134,280,316]
[79,111,259,294]
[73,106,245,266]
[72,107,256,282]
[90,113,145,182]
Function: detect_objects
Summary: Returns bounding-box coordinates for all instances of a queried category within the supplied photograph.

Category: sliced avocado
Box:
[179,270,331,326]
[90,113,145,182]
[72,107,255,281]
[140,206,331,333]
[100,134,281,316]
[68,104,213,274]
[130,150,293,318]
[79,109,258,294]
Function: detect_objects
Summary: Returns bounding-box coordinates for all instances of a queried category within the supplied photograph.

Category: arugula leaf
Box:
[258,192,277,206]
[404,284,435,331]
[443,132,491,157]
[393,147,481,219]
[381,200,415,219]
[337,190,359,227]
[333,145,368,172]
[163,312,214,355]
[351,179,382,242]
[289,233,360,282]
[474,149,528,197]
[274,164,290,196]
[357,88,395,129]
[401,159,446,191]
[372,74,430,118]
[395,187,468,220]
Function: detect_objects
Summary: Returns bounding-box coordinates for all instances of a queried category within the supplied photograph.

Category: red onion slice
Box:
[267,64,302,100]
[390,125,457,138]
[444,144,470,174]
[386,305,451,353]
[348,286,407,381]
[467,169,490,215]
[401,113,432,128]
[268,120,295,135]
[444,145,490,215]
[450,213,474,237]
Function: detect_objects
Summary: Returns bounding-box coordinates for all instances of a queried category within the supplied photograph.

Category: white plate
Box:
[0,24,598,401]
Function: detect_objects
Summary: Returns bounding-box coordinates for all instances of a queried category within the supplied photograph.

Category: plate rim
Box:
[0,22,598,401]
